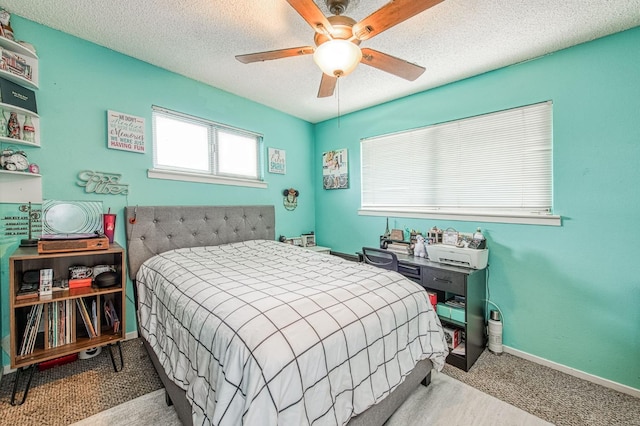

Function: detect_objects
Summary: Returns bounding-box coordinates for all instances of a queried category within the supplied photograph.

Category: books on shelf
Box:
[47,300,73,348]
[39,268,53,297]
[445,295,466,309]
[76,298,97,338]
[104,298,120,334]
[386,242,410,255]
[19,304,43,356]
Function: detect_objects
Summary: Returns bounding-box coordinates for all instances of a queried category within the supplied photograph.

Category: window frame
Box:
[359,101,561,226]
[148,106,266,189]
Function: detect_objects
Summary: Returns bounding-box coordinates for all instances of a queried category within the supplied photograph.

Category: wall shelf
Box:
[0,170,41,203]
[0,36,38,89]
[0,36,38,60]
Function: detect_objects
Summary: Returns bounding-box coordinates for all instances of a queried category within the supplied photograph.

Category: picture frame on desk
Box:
[285,237,303,247]
[301,234,315,247]
[390,229,404,241]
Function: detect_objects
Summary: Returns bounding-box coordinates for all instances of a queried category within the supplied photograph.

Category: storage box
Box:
[442,326,461,349]
[69,278,92,289]
[436,302,466,323]
[0,75,37,112]
[449,305,466,323]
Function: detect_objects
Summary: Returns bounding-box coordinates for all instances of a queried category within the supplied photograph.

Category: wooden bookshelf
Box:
[8,244,125,371]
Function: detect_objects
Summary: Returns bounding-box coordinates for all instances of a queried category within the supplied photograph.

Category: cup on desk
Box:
[103,213,116,243]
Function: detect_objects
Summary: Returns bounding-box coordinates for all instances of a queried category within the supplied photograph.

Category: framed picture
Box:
[301,234,316,247]
[322,148,348,189]
[107,110,146,153]
[268,147,286,174]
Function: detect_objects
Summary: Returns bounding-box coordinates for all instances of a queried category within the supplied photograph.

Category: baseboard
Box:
[504,345,640,398]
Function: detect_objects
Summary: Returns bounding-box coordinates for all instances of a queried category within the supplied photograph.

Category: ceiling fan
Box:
[235,0,444,98]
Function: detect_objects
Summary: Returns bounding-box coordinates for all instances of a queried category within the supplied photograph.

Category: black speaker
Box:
[22,269,40,285]
[94,271,120,288]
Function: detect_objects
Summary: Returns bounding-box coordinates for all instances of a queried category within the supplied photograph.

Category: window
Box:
[149,106,265,188]
[360,101,559,225]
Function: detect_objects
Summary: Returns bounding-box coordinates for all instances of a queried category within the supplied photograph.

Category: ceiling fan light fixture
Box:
[313,39,362,78]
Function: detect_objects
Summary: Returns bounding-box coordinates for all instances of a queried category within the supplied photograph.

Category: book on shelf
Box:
[48,300,74,348]
[445,295,466,309]
[386,242,410,255]
[451,340,466,356]
[19,304,43,356]
[91,300,97,335]
[19,305,36,356]
[16,289,39,300]
[76,298,97,338]
[67,300,73,344]
[26,305,44,356]
[104,298,120,334]
[39,268,53,297]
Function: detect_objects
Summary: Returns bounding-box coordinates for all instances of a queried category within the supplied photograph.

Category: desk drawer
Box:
[398,262,422,281]
[422,267,466,295]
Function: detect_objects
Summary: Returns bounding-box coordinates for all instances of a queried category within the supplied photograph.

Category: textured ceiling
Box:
[3,0,640,123]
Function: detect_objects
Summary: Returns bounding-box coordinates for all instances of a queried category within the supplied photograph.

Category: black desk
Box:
[360,251,487,371]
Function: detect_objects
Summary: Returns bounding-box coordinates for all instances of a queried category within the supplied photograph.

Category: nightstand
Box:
[305,245,331,254]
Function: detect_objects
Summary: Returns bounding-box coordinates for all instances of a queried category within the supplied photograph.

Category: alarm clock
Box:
[0,149,29,171]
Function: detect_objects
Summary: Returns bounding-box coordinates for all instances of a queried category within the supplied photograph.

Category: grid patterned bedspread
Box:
[136,240,448,425]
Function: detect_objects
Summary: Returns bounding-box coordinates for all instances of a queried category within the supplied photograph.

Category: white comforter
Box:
[136,240,448,425]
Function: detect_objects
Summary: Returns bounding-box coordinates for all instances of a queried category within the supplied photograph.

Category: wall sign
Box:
[107,110,146,153]
[77,170,129,195]
[268,147,286,174]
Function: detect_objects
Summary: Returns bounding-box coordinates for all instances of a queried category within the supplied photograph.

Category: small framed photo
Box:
[301,234,316,247]
[268,147,286,174]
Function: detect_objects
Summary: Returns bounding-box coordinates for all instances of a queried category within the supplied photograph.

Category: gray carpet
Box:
[1,338,639,425]
[70,373,552,426]
[0,339,163,425]
[442,351,640,426]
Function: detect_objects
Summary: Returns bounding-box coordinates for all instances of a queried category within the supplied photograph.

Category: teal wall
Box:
[314,27,640,389]
[0,17,315,366]
[1,14,638,391]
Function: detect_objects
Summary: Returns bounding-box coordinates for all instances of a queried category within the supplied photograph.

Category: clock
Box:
[0,149,29,171]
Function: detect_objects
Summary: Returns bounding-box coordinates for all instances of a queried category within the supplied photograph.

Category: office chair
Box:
[361,247,399,271]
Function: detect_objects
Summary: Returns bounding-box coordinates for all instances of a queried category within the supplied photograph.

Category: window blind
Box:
[361,101,552,215]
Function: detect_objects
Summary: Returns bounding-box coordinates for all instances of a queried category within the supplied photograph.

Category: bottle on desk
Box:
[470,227,486,249]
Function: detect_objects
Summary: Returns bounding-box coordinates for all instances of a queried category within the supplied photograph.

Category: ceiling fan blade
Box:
[286,0,334,35]
[360,48,425,81]
[352,0,444,41]
[235,46,314,63]
[318,73,337,98]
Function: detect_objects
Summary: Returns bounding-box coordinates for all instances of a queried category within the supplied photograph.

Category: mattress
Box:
[136,239,448,425]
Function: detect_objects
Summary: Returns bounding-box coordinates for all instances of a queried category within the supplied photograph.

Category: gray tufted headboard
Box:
[124,205,275,281]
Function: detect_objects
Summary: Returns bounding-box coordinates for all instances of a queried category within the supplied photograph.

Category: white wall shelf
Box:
[0,101,40,147]
[0,170,42,203]
[0,35,42,200]
[0,37,38,60]
[0,36,38,89]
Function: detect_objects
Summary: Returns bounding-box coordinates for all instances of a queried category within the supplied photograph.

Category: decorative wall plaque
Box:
[77,170,129,195]
[107,110,146,153]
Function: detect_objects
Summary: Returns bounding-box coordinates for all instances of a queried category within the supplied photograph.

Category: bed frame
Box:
[125,205,432,426]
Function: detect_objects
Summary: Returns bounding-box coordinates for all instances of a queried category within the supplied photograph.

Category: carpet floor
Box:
[70,373,552,426]
[0,338,638,425]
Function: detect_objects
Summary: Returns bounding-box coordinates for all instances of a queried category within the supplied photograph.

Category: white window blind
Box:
[361,101,553,217]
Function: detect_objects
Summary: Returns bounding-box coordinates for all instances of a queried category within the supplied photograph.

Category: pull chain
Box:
[336,76,341,128]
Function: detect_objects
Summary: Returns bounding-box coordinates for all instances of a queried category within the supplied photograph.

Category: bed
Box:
[125,205,448,425]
